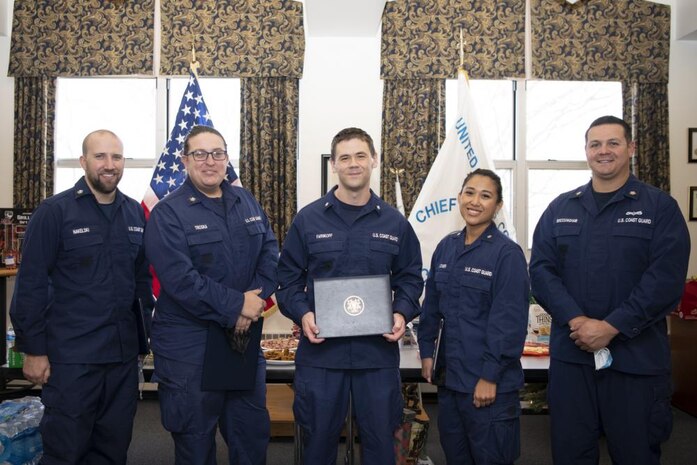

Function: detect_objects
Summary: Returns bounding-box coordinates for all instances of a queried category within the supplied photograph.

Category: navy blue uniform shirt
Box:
[144,178,278,365]
[418,223,529,394]
[276,187,423,369]
[530,175,691,375]
[10,177,153,363]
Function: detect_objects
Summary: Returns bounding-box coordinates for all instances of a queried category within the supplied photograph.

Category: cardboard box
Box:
[527,303,552,343]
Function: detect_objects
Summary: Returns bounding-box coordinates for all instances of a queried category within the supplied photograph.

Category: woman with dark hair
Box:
[418,168,529,465]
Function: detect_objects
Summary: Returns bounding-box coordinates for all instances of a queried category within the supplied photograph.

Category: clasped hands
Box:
[568,316,619,352]
[234,289,266,334]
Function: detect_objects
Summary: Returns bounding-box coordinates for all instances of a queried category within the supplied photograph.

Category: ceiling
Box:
[303,0,387,37]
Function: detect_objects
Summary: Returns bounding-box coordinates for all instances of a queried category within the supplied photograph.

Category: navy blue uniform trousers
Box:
[39,359,138,465]
[154,356,270,465]
[437,388,520,465]
[548,359,672,465]
[293,365,403,465]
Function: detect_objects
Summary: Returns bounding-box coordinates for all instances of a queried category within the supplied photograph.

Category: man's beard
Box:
[87,171,122,195]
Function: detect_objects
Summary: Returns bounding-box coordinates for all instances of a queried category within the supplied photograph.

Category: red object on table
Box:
[674,279,697,320]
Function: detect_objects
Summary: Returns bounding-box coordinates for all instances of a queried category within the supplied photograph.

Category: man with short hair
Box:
[530,115,691,465]
[277,127,423,464]
[11,129,154,464]
[144,125,278,465]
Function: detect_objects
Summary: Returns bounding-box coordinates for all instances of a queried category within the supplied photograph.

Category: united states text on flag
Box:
[407,69,517,279]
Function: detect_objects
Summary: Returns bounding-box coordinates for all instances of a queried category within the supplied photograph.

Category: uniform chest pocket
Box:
[245,222,266,236]
[434,270,450,293]
[62,233,104,283]
[459,274,491,293]
[611,224,652,271]
[128,233,143,259]
[552,224,582,268]
[369,240,399,255]
[186,230,223,268]
[308,240,344,255]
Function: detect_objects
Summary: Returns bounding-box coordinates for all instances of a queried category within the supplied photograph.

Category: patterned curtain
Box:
[160,0,304,78]
[626,83,670,193]
[240,78,299,246]
[381,0,525,80]
[9,0,154,76]
[381,79,445,216]
[531,0,671,191]
[14,77,56,209]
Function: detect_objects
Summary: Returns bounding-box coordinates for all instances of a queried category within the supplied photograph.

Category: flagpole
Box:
[190,41,200,77]
[459,28,468,82]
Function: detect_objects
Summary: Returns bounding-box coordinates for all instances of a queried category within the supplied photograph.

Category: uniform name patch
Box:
[72,227,90,235]
[371,233,398,243]
[555,218,578,224]
[315,233,333,239]
[617,217,652,224]
[464,266,493,277]
[194,224,208,230]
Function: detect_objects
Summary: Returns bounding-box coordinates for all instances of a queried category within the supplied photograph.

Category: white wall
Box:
[297,35,383,210]
[668,33,697,277]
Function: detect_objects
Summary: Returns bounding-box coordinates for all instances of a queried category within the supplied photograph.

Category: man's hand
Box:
[234,315,253,334]
[241,289,265,321]
[570,318,619,352]
[421,357,433,384]
[23,355,51,385]
[473,378,497,408]
[383,313,406,342]
[301,312,325,344]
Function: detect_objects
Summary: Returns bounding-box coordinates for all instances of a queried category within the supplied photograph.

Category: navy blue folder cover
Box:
[131,299,150,355]
[201,319,263,391]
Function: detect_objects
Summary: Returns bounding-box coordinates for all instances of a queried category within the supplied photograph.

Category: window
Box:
[55,77,241,201]
[445,79,622,251]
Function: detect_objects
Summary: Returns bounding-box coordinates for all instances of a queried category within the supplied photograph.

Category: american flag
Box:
[141,71,240,218]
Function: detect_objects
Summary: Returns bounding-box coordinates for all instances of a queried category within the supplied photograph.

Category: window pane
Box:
[168,78,241,172]
[527,169,592,248]
[446,79,513,160]
[55,166,156,203]
[496,168,513,220]
[55,78,157,160]
[526,81,622,161]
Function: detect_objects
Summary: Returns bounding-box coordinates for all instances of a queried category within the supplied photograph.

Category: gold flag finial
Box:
[190,41,200,77]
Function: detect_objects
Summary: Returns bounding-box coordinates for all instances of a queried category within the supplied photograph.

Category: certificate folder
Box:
[131,298,150,355]
[313,275,393,338]
[431,319,446,386]
[201,319,263,391]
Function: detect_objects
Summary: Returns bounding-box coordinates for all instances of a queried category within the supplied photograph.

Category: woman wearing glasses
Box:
[144,125,278,465]
[418,169,529,465]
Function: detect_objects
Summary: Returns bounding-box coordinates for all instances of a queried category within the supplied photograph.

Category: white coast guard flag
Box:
[407,69,517,279]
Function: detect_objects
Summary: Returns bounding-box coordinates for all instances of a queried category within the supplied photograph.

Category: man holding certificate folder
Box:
[277,127,423,465]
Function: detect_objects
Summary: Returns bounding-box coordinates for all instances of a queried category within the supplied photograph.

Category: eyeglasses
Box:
[186,150,228,161]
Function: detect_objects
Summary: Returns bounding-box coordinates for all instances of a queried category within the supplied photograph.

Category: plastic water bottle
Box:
[6,327,24,368]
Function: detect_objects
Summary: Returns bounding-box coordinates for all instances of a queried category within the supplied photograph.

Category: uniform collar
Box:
[322,186,384,215]
[572,174,641,205]
[73,176,124,206]
[453,222,497,251]
[183,177,240,207]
